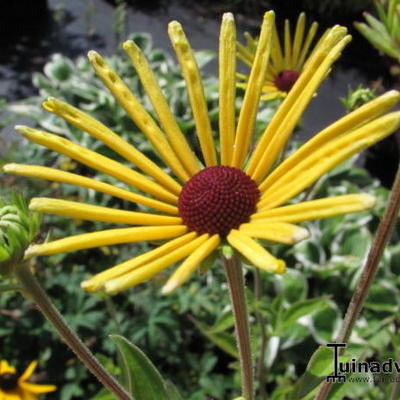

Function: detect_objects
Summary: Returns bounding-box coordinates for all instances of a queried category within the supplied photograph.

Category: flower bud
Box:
[0,192,41,275]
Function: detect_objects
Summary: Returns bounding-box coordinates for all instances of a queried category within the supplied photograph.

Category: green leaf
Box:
[209,311,235,334]
[164,381,184,400]
[191,317,239,358]
[110,335,170,400]
[280,297,329,332]
[365,283,399,312]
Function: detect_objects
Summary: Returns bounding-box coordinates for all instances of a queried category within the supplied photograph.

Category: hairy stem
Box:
[316,164,400,400]
[14,262,132,400]
[223,252,254,400]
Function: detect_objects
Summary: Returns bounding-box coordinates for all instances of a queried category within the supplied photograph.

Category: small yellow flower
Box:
[237,12,322,100]
[0,360,56,400]
[3,12,400,295]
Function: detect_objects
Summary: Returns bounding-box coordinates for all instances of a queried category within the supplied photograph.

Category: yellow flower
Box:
[3,12,400,295]
[237,12,322,100]
[0,360,56,400]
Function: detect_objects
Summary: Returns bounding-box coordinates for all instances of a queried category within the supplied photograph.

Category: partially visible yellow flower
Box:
[2,12,400,295]
[0,360,56,400]
[237,12,322,100]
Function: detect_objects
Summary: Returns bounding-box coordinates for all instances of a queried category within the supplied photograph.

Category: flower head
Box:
[237,13,322,100]
[0,360,56,400]
[3,11,400,295]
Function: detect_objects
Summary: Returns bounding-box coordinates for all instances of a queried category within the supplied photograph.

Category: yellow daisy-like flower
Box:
[237,12,322,100]
[0,360,56,400]
[3,12,400,295]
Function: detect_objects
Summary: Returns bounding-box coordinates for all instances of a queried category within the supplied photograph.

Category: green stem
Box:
[14,262,132,400]
[315,164,400,400]
[223,251,254,400]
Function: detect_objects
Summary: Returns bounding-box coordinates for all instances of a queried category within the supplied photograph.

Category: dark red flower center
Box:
[274,69,300,92]
[178,166,260,235]
[0,372,18,392]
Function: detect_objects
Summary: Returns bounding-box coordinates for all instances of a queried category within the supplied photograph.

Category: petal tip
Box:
[24,245,39,258]
[161,280,176,295]
[293,228,310,243]
[361,194,377,209]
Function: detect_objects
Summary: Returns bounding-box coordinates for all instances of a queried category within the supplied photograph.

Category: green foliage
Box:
[355,0,400,62]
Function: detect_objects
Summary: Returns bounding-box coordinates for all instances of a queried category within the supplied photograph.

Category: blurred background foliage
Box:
[0,1,400,400]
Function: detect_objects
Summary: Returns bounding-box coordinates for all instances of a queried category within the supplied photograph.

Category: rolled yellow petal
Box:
[123,41,200,177]
[255,194,376,221]
[239,221,309,244]
[236,42,254,68]
[295,21,319,70]
[104,234,209,294]
[230,11,275,169]
[283,19,292,69]
[87,51,190,182]
[15,126,177,204]
[29,198,182,225]
[2,163,178,214]
[260,90,400,193]
[19,361,37,381]
[162,234,220,294]
[20,382,57,394]
[168,21,217,167]
[227,229,285,273]
[291,13,306,68]
[270,19,284,69]
[82,232,197,292]
[219,13,237,166]
[43,97,182,194]
[25,225,187,256]
[247,26,350,179]
[259,111,400,209]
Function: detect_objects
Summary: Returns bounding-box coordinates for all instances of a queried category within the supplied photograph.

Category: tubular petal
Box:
[29,198,182,225]
[254,194,376,221]
[162,234,220,294]
[227,229,285,273]
[87,51,190,182]
[231,11,274,168]
[123,41,200,177]
[246,26,349,178]
[104,234,209,293]
[283,19,292,68]
[250,31,352,182]
[2,163,178,214]
[15,126,177,204]
[168,21,217,167]
[25,225,187,256]
[295,21,319,70]
[260,90,400,192]
[19,361,37,381]
[43,97,182,194]
[19,382,57,394]
[81,232,197,291]
[219,13,237,165]
[259,111,400,209]
[239,221,309,244]
[270,18,284,68]
[291,13,306,68]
